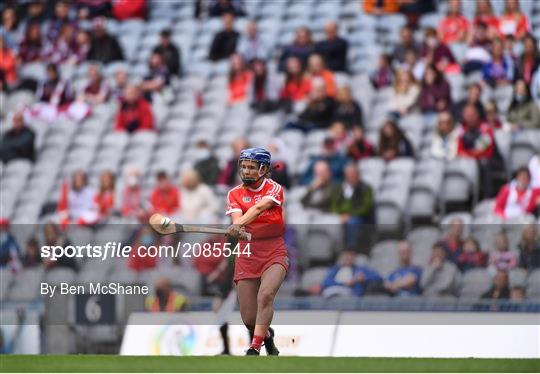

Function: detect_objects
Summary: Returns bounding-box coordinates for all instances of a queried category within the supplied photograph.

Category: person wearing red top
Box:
[494,167,540,219]
[225,148,286,355]
[438,0,469,45]
[457,104,495,160]
[150,171,180,215]
[0,36,17,87]
[498,0,529,40]
[473,0,500,37]
[94,170,115,221]
[127,225,157,272]
[112,0,146,21]
[279,56,311,104]
[306,54,337,98]
[114,85,154,132]
[227,54,252,104]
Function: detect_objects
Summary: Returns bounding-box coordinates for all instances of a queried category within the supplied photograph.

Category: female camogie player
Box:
[225,148,288,356]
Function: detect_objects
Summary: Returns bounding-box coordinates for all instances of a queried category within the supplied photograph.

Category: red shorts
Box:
[233,239,288,283]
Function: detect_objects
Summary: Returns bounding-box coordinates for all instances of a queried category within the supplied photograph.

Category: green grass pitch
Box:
[0,355,539,373]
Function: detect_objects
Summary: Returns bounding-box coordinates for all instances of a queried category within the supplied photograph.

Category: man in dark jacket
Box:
[208,12,239,61]
[330,163,374,249]
[87,17,124,63]
[0,111,35,163]
[314,21,348,72]
[153,29,181,76]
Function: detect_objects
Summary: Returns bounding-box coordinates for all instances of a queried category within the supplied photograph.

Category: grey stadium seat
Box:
[459,268,492,299]
[300,267,329,294]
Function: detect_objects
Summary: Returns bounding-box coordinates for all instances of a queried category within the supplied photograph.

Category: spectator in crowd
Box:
[484,101,503,130]
[0,111,35,164]
[178,169,218,223]
[43,23,77,65]
[193,140,220,186]
[145,276,188,312]
[127,226,158,272]
[529,153,540,188]
[370,54,394,89]
[279,56,311,107]
[0,218,21,271]
[314,21,348,72]
[141,52,170,101]
[456,104,495,160]
[403,48,426,82]
[347,126,374,161]
[482,270,510,299]
[79,63,109,105]
[378,120,414,162]
[398,0,436,28]
[458,104,503,197]
[110,68,128,100]
[418,63,452,115]
[120,167,147,221]
[209,0,246,17]
[227,53,252,105]
[278,27,314,72]
[463,22,493,75]
[363,0,399,15]
[517,34,539,86]
[249,58,279,112]
[57,170,98,225]
[73,29,91,63]
[392,25,421,63]
[482,38,515,87]
[473,0,500,38]
[21,237,41,268]
[236,20,268,63]
[497,0,529,40]
[153,29,181,77]
[297,79,336,130]
[384,241,423,296]
[518,224,540,271]
[112,0,147,21]
[46,0,76,43]
[0,7,18,50]
[321,250,382,297]
[23,1,47,26]
[217,137,249,186]
[94,170,116,221]
[42,222,78,271]
[506,79,540,129]
[306,54,337,97]
[532,67,540,103]
[301,137,348,185]
[115,84,154,132]
[494,167,540,219]
[453,83,486,121]
[437,0,469,45]
[388,67,420,118]
[18,21,44,63]
[420,27,456,73]
[301,160,334,211]
[331,163,375,248]
[76,0,113,19]
[0,36,17,89]
[150,170,180,216]
[328,121,350,153]
[430,111,459,160]
[208,12,239,62]
[87,17,124,64]
[332,86,363,129]
[439,217,464,264]
[488,232,518,275]
[457,237,487,272]
[266,139,291,189]
[421,243,460,297]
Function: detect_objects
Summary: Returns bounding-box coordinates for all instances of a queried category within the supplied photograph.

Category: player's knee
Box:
[257,288,275,308]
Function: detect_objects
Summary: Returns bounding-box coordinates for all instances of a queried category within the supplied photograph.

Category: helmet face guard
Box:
[237,148,271,186]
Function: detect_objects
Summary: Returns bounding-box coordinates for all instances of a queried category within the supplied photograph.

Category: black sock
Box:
[219,323,230,354]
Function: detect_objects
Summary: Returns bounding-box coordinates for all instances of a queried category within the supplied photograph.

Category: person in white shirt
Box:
[236,20,268,63]
[178,169,218,223]
[529,154,540,188]
[430,111,459,160]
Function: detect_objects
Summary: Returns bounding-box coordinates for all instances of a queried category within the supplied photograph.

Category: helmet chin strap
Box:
[240,163,266,186]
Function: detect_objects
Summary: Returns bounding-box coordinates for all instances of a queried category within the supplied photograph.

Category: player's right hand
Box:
[226,224,245,239]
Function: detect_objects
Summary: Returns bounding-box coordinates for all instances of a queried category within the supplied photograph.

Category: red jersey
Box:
[226,178,288,281]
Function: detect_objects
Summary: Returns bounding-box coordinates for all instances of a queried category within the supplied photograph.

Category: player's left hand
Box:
[226,224,245,239]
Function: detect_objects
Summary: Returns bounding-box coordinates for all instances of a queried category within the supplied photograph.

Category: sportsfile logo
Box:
[41,241,251,261]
